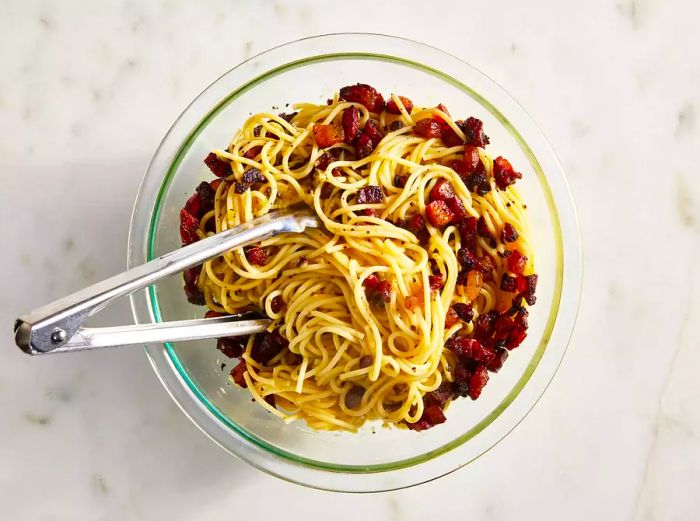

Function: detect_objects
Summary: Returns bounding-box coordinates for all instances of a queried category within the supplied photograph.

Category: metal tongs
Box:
[14,208,320,355]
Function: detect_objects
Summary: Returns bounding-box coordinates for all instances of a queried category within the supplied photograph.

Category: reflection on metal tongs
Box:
[14,208,320,355]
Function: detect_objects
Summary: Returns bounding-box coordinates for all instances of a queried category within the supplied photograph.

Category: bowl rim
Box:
[128,32,582,492]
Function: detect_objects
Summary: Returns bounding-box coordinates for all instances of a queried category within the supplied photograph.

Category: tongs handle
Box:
[14,208,319,354]
[29,316,271,355]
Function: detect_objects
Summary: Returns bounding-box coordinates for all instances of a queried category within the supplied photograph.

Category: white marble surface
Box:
[1,0,699,519]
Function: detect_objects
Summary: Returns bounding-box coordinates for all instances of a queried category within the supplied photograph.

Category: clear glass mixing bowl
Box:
[128,33,582,492]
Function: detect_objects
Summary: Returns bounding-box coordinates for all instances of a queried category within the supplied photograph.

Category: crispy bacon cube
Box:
[363,120,385,145]
[468,365,489,399]
[356,185,384,204]
[429,179,455,202]
[426,200,455,227]
[195,181,216,216]
[445,306,460,327]
[339,83,385,112]
[487,347,509,372]
[388,120,405,132]
[442,128,464,147]
[429,274,445,291]
[217,336,247,358]
[457,217,478,252]
[414,118,443,139]
[458,117,490,148]
[270,295,284,313]
[453,302,474,323]
[204,152,230,178]
[507,249,528,275]
[463,145,481,174]
[447,197,467,220]
[386,95,414,114]
[251,330,288,364]
[243,145,263,159]
[354,133,374,159]
[230,360,248,388]
[501,223,519,243]
[452,360,471,383]
[523,274,538,305]
[494,315,516,340]
[242,167,265,184]
[179,208,200,245]
[209,178,223,192]
[422,404,446,425]
[477,216,492,238]
[315,152,336,171]
[471,343,496,365]
[514,307,529,329]
[425,382,453,408]
[458,247,478,271]
[501,273,518,292]
[474,310,499,341]
[183,266,204,305]
[505,326,527,350]
[448,337,480,358]
[184,192,201,218]
[278,112,298,122]
[363,274,381,292]
[342,106,361,143]
[493,156,523,190]
[363,275,392,304]
[477,255,495,275]
[432,103,451,124]
[406,213,426,234]
[375,281,392,303]
[465,170,491,196]
[245,246,269,266]
[313,123,345,147]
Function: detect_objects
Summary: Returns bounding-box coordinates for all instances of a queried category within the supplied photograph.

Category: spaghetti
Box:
[179,84,538,431]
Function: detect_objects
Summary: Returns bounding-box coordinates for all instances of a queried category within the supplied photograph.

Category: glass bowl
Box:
[128,33,581,492]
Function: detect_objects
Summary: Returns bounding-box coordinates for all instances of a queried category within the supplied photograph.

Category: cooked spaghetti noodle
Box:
[180,84,537,431]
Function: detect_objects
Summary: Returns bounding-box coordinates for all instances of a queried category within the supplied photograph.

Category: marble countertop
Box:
[1,1,699,519]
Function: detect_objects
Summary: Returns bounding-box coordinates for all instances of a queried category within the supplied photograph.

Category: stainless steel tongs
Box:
[14,207,320,355]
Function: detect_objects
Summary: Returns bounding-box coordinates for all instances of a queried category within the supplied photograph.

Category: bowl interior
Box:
[143,52,562,470]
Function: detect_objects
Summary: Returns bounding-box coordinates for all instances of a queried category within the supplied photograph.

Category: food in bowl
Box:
[178,83,537,432]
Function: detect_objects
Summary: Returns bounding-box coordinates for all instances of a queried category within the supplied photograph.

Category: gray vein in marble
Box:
[244,41,254,59]
[675,103,695,138]
[631,240,697,521]
[24,412,51,426]
[39,15,53,30]
[77,256,98,283]
[675,172,698,232]
[616,0,641,29]
[46,387,73,403]
[131,16,146,33]
[571,119,590,138]
[91,474,109,496]
[59,75,75,87]
[70,122,84,136]
[660,413,697,439]
[388,496,400,521]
